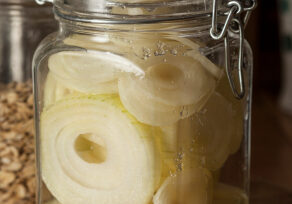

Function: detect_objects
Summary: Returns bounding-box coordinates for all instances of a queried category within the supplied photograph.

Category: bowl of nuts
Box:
[0,81,35,204]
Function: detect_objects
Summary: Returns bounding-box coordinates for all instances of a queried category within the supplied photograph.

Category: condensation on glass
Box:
[33,0,254,204]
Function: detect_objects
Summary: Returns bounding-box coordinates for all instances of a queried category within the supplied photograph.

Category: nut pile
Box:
[0,81,35,204]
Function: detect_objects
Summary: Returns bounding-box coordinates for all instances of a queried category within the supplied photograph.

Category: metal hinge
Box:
[210,0,257,99]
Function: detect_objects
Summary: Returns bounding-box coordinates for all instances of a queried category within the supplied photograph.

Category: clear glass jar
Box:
[33,1,253,204]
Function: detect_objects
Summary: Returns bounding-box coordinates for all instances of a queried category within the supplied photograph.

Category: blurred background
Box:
[246,0,292,202]
[0,0,292,203]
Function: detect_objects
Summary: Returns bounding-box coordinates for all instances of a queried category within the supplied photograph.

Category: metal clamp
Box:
[210,0,257,99]
[225,18,245,99]
[243,0,257,28]
[210,1,242,40]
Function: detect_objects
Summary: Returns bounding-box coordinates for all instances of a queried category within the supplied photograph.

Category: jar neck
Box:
[51,0,231,39]
[53,0,226,25]
[59,18,213,40]
[56,9,225,41]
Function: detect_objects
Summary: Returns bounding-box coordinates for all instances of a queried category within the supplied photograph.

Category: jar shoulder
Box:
[33,32,59,69]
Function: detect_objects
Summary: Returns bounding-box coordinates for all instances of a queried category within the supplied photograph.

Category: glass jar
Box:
[33,0,254,204]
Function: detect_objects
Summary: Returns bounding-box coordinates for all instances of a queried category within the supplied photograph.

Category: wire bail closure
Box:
[210,0,256,100]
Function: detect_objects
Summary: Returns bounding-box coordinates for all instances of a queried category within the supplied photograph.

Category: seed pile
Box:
[0,81,35,204]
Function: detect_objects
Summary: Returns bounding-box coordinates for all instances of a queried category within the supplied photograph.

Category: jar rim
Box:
[53,0,228,24]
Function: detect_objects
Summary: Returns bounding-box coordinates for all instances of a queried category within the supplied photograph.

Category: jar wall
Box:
[33,20,252,204]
